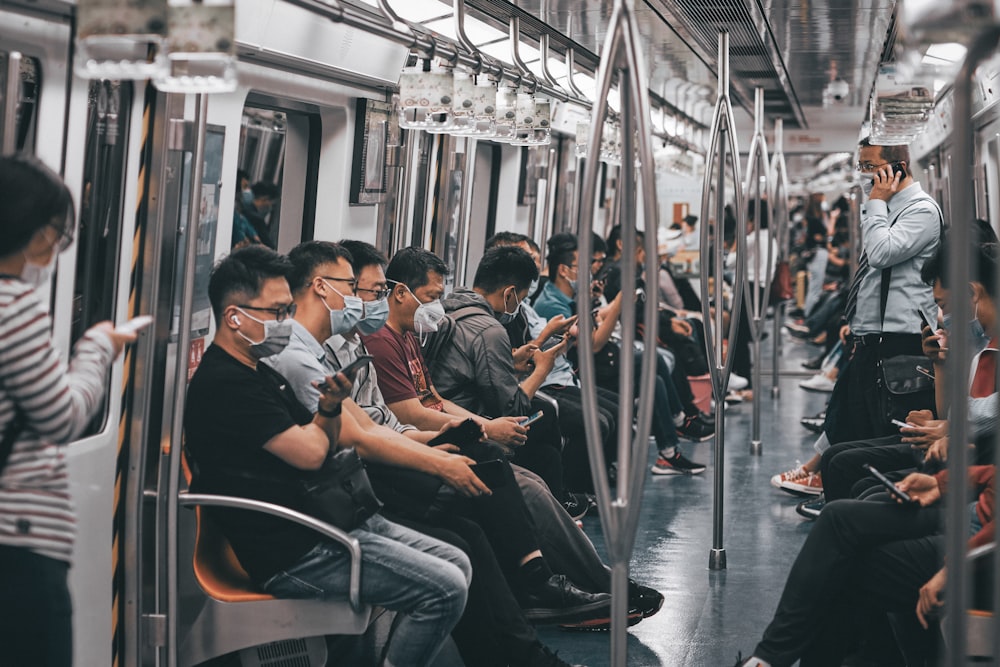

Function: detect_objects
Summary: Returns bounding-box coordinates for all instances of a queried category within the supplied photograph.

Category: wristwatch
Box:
[318,402,343,418]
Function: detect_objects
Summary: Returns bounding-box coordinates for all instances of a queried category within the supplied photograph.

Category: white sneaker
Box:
[723,390,744,404]
[799,373,836,392]
[729,373,749,391]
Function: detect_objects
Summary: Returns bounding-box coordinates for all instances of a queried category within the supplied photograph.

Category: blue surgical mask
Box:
[357,297,389,335]
[322,281,364,335]
[567,279,578,295]
[528,278,539,296]
[235,308,293,359]
[971,301,987,344]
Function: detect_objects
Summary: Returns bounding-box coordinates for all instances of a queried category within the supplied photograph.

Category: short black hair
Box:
[858,137,910,170]
[385,247,449,292]
[0,154,75,258]
[546,233,577,275]
[485,231,529,251]
[286,240,354,293]
[473,246,538,293]
[592,233,607,255]
[921,221,999,297]
[683,215,698,227]
[340,239,388,275]
[251,182,280,200]
[208,246,292,323]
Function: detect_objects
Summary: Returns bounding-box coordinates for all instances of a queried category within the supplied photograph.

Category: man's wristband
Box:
[318,403,343,418]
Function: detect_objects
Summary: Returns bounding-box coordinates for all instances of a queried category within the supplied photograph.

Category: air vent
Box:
[239,637,328,667]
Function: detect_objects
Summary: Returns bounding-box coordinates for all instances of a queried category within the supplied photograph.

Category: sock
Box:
[520,556,554,588]
[673,413,686,426]
[660,446,676,459]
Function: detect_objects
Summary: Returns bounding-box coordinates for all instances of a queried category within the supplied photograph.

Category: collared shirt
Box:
[324,332,415,433]
[851,182,941,335]
[533,280,575,320]
[520,302,578,388]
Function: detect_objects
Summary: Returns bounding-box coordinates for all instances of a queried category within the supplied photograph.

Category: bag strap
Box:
[879,197,945,328]
[0,407,27,475]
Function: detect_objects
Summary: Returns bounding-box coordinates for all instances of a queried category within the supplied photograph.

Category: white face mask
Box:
[234,308,293,359]
[409,290,446,334]
[20,251,56,288]
[321,281,364,335]
[860,175,875,198]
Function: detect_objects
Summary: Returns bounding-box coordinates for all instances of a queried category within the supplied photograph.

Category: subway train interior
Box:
[1,0,1000,665]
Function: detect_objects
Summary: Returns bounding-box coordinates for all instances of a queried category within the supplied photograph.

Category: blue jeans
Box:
[262,513,471,667]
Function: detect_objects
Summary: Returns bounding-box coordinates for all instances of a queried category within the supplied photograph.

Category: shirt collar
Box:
[289,319,326,361]
[543,279,574,306]
[887,181,924,213]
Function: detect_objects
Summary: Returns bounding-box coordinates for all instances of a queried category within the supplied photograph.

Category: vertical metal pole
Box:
[700,32,745,571]
[2,51,22,154]
[770,118,787,397]
[164,94,208,667]
[946,27,1000,667]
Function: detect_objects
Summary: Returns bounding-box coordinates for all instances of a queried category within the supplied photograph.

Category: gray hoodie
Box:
[430,287,533,417]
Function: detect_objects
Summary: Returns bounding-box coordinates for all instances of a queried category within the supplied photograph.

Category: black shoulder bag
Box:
[0,408,27,476]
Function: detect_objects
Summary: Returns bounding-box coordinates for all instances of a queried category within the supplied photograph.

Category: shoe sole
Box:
[558,611,644,631]
[677,431,715,442]
[799,386,834,393]
[796,504,821,520]
[651,466,706,475]
[778,483,823,497]
[801,423,824,434]
[522,599,612,622]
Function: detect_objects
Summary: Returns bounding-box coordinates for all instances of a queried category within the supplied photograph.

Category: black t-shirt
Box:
[184,344,320,584]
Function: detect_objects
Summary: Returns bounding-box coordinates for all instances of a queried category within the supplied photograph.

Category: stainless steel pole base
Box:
[750,440,762,456]
[771,386,780,398]
[709,548,727,570]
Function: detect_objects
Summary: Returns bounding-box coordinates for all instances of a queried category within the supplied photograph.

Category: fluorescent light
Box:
[924,42,967,63]
[389,0,453,23]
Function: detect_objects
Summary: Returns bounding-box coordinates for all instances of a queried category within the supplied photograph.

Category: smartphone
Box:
[427,418,482,448]
[519,410,544,427]
[470,459,507,489]
[915,365,935,380]
[891,418,915,429]
[916,309,931,331]
[892,162,907,179]
[116,315,153,334]
[318,355,374,391]
[862,463,916,504]
[539,334,564,352]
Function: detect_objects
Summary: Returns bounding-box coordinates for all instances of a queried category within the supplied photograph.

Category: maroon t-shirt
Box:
[362,325,444,411]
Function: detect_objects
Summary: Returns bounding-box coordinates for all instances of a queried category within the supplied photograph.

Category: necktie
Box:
[843,250,869,325]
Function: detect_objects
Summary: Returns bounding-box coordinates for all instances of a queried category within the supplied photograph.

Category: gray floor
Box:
[536,330,832,667]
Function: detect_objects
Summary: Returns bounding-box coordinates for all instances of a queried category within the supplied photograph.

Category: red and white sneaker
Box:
[770,463,807,489]
[781,471,823,496]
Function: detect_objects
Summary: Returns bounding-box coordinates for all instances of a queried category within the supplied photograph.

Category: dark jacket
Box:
[431,287,533,418]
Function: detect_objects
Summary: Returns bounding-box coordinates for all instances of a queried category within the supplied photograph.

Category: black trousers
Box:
[819,435,921,502]
[542,384,619,493]
[823,334,924,444]
[509,397,567,500]
[385,514,539,667]
[754,499,943,667]
[0,545,73,667]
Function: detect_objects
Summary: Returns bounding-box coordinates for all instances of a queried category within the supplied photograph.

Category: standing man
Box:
[772,138,943,494]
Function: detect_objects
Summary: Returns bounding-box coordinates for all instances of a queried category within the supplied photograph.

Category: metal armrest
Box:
[534,390,560,418]
[968,542,996,562]
[179,493,363,611]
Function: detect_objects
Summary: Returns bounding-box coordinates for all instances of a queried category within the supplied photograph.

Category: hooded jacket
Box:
[430,287,533,417]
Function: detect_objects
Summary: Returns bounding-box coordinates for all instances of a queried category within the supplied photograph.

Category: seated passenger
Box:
[183,246,471,667]
[355,244,663,618]
[264,241,612,634]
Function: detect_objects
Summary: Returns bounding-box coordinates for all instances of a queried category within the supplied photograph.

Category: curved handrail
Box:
[742,87,773,455]
[698,31,745,571]
[565,47,586,99]
[575,1,659,663]
[453,0,483,74]
[538,34,568,100]
[769,118,790,396]
[509,17,538,93]
[179,493,364,612]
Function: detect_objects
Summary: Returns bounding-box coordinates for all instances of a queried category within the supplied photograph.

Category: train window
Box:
[0,52,41,153]
[71,80,133,435]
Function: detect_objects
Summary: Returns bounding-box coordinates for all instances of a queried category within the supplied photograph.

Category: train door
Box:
[976,120,1000,229]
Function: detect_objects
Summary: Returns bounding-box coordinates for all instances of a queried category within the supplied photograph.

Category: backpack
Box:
[420,305,487,369]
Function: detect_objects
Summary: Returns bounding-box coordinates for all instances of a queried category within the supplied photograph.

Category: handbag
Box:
[299,448,383,531]
[364,463,457,523]
[770,260,793,304]
[876,355,936,427]
[0,407,27,476]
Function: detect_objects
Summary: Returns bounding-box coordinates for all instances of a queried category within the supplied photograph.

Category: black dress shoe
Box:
[628,579,665,618]
[520,574,612,622]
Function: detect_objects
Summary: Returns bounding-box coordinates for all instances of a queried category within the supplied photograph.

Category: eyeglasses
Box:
[591,257,607,265]
[49,223,74,252]
[855,161,892,172]
[356,286,392,300]
[320,276,358,293]
[236,303,297,321]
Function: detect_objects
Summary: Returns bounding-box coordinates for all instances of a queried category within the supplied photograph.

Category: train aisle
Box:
[537,331,830,667]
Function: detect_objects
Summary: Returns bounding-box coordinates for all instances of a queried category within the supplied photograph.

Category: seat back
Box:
[192,507,271,603]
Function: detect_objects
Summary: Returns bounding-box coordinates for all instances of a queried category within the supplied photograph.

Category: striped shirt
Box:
[0,278,115,562]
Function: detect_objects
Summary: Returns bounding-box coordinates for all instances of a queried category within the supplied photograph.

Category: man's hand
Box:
[538,314,578,343]
[916,567,947,629]
[482,416,528,448]
[925,437,948,464]
[900,420,947,448]
[896,472,941,507]
[922,326,948,364]
[435,453,492,497]
[531,336,568,376]
[512,344,538,374]
[839,324,851,344]
[868,164,903,202]
[314,372,352,414]
[670,318,693,337]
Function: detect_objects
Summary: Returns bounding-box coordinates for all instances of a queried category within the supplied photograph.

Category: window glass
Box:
[0,52,41,152]
[71,80,133,434]
[233,109,285,249]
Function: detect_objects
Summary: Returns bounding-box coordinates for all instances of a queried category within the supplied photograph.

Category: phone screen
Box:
[863,464,915,503]
[540,335,564,352]
[519,410,544,427]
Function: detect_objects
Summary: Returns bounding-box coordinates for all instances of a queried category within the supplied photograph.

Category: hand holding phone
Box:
[539,334,564,352]
[891,418,916,430]
[428,418,483,448]
[116,315,153,334]
[338,355,374,381]
[863,464,917,504]
[519,410,544,427]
